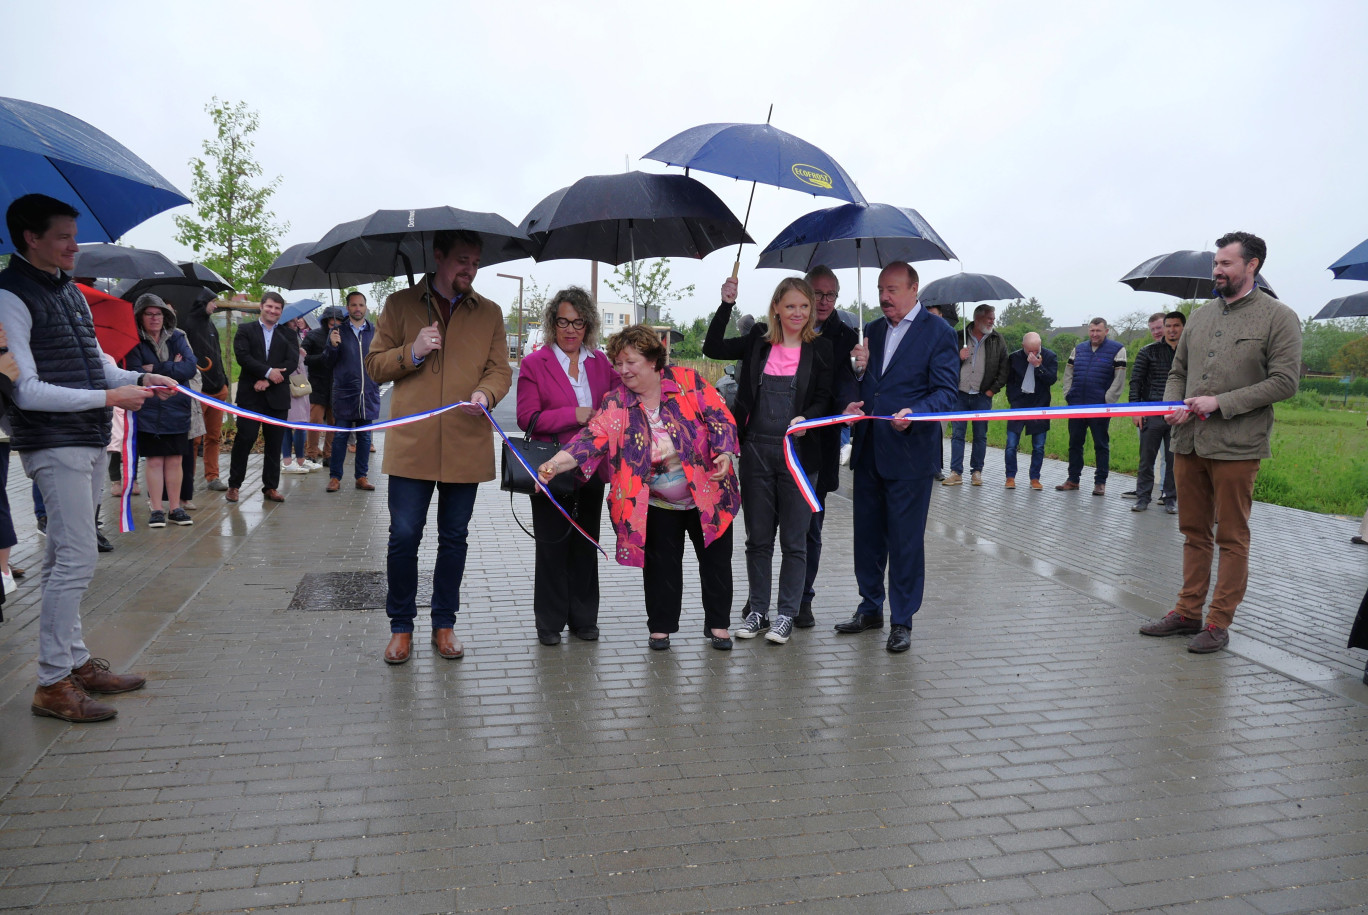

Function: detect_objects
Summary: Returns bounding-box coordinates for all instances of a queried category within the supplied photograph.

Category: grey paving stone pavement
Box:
[1,387,1365,913]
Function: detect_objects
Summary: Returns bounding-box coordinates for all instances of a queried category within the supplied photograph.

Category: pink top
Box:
[763,344,800,376]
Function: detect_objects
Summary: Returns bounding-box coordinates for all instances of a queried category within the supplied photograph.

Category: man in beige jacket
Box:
[1139,231,1301,654]
[364,230,511,665]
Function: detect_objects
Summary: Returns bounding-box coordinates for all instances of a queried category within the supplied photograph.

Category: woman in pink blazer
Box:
[516,287,619,646]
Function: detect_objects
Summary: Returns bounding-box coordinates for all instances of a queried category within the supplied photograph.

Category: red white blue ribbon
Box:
[782,401,1190,513]
[118,409,138,533]
[120,386,605,556]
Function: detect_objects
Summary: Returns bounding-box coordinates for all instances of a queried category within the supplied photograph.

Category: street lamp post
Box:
[497,273,524,360]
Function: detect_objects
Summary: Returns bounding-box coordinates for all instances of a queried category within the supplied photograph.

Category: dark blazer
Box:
[1005,347,1058,436]
[813,316,859,493]
[702,301,834,470]
[850,308,960,480]
[233,320,299,414]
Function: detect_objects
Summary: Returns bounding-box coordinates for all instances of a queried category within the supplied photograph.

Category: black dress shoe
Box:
[571,627,599,641]
[794,601,815,628]
[538,632,562,646]
[833,611,883,633]
[96,532,114,552]
[648,635,671,651]
[886,624,912,653]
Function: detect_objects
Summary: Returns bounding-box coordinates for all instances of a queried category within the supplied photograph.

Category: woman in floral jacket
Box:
[539,324,740,651]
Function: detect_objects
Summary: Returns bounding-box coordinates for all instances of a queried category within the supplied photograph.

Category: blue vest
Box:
[1067,338,1123,405]
[0,258,111,451]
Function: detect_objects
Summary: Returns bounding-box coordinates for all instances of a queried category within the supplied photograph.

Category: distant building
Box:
[598,302,636,331]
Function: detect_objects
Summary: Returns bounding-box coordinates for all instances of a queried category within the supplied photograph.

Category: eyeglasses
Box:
[554,317,587,329]
[814,292,839,303]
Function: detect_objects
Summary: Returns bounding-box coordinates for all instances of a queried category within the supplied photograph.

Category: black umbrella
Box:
[1120,250,1276,300]
[179,261,234,294]
[520,171,750,313]
[307,206,531,285]
[1313,291,1368,321]
[114,277,219,310]
[261,241,386,290]
[73,243,181,280]
[920,273,1022,345]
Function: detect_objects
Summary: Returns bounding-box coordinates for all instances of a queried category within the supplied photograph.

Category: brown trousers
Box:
[200,384,230,482]
[1173,452,1261,629]
[307,403,334,460]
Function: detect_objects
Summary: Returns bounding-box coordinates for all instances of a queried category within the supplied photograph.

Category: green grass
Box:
[959,391,1367,516]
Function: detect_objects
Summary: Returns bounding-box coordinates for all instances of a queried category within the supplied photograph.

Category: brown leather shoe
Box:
[431,629,464,659]
[1055,480,1079,491]
[1092,484,1106,496]
[1004,477,1015,490]
[11,566,24,580]
[71,657,145,694]
[225,487,239,503]
[263,489,286,503]
[1030,479,1044,491]
[32,676,117,722]
[384,633,412,665]
[326,478,341,493]
[355,477,375,491]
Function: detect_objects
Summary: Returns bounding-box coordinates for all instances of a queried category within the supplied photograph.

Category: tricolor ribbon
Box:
[782,401,1190,513]
[120,386,605,556]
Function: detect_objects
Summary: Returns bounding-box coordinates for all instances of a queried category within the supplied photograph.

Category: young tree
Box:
[1111,308,1151,341]
[605,258,695,325]
[174,98,287,299]
[998,297,1053,333]
[366,275,403,312]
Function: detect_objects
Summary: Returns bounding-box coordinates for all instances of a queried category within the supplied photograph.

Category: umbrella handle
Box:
[732,179,759,281]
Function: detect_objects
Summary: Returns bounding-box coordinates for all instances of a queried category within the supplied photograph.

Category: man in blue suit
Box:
[835,262,960,652]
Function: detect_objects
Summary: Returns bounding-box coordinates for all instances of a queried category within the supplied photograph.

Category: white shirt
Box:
[553,344,593,408]
[881,304,922,373]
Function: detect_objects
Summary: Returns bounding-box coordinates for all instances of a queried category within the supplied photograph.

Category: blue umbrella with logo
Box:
[0,97,189,254]
[643,110,866,276]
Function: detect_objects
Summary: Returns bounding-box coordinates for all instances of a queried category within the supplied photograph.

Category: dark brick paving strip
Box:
[1,384,1365,912]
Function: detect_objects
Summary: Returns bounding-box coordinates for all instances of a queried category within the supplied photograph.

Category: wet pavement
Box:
[1,378,1366,914]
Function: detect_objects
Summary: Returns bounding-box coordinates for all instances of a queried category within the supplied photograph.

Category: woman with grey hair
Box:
[515,286,618,645]
[124,294,198,527]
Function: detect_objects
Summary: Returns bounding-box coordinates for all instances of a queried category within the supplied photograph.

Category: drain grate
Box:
[288,571,388,611]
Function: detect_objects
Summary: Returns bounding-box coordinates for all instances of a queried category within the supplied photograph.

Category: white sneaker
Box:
[282,463,309,475]
[1,570,14,596]
[840,443,853,466]
[303,460,323,472]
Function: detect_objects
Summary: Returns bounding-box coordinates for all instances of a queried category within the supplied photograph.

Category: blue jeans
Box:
[950,391,992,474]
[281,429,306,459]
[1004,421,1047,481]
[385,475,478,633]
[329,422,372,480]
[1067,417,1111,485]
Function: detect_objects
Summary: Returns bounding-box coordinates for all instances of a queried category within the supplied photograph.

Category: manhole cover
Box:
[288,571,388,611]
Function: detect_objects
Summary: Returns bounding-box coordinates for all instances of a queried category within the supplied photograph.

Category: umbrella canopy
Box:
[0,97,189,254]
[73,243,181,280]
[757,203,956,270]
[179,261,234,294]
[1312,290,1368,321]
[519,171,751,266]
[1329,238,1368,282]
[280,298,324,324]
[1119,250,1277,300]
[75,282,139,363]
[643,122,865,204]
[919,272,1025,309]
[115,276,218,310]
[307,206,531,282]
[262,242,386,289]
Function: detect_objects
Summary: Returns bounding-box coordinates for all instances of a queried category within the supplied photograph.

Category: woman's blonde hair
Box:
[766,277,817,345]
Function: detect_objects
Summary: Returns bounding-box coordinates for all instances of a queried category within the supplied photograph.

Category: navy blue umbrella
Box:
[643,116,865,276]
[1120,250,1276,300]
[280,298,324,324]
[0,97,189,255]
[1329,238,1368,282]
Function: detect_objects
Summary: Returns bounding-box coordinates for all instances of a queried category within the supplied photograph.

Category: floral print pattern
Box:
[566,366,741,567]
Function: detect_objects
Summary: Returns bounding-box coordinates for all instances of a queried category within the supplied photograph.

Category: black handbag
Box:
[501,412,576,499]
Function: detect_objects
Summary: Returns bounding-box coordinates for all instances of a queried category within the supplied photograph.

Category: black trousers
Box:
[741,440,810,619]
[531,481,605,637]
[228,411,287,492]
[642,505,733,634]
[1135,417,1175,505]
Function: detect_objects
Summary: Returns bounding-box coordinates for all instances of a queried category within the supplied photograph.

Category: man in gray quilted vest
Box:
[0,194,179,722]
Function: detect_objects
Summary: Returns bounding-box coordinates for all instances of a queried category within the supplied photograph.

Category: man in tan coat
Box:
[364,230,511,665]
[1139,231,1301,654]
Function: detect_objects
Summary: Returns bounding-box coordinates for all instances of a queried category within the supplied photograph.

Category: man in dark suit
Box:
[835,262,959,652]
[226,291,298,504]
[798,265,859,628]
[1004,332,1058,491]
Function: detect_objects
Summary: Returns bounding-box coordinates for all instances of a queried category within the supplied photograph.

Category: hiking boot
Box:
[970,471,982,486]
[1187,625,1229,654]
[147,510,166,528]
[942,472,963,486]
[1004,477,1015,490]
[766,616,794,644]
[71,657,146,694]
[1092,484,1106,496]
[32,676,116,722]
[168,508,193,526]
[795,601,815,628]
[735,611,769,639]
[1139,611,1202,637]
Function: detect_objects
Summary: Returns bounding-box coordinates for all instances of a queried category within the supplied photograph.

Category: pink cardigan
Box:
[516,344,619,445]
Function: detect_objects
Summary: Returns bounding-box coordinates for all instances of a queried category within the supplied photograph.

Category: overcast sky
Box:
[8,0,1367,328]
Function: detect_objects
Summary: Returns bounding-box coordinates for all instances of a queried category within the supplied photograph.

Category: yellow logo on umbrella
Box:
[791,164,833,190]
